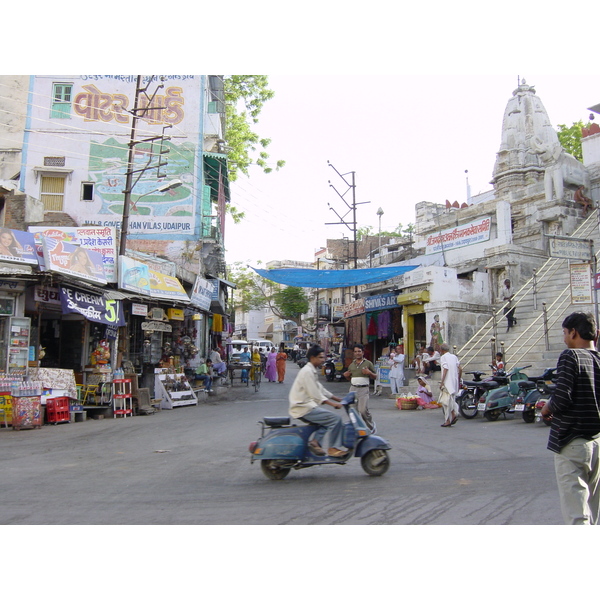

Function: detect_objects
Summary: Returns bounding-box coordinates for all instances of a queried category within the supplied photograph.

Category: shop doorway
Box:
[40,318,85,370]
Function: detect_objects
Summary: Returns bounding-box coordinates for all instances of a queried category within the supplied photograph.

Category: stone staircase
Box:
[458,209,600,378]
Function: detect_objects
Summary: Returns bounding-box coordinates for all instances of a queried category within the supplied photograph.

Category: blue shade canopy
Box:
[252,266,418,289]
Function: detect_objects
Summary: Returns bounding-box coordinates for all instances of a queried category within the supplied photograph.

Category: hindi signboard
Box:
[548,236,592,261]
[570,263,593,305]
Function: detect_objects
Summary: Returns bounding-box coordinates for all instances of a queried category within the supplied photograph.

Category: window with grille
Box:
[44,157,66,167]
[51,83,73,119]
[40,175,65,211]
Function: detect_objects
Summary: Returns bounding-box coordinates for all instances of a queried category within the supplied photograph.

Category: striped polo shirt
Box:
[547,348,600,453]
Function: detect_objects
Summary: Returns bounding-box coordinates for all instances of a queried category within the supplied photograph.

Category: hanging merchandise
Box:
[212,313,223,332]
[366,313,378,341]
[377,310,391,339]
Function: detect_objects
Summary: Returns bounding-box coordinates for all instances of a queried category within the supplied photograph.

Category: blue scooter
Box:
[249,392,391,479]
[477,365,531,421]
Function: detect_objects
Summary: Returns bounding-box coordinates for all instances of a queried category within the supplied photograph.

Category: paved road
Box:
[0,360,563,525]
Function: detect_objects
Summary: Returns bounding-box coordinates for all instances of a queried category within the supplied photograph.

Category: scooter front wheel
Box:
[361,449,390,477]
[260,460,291,480]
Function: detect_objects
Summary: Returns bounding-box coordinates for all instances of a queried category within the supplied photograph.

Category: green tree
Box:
[227,263,310,328]
[224,76,286,182]
[556,121,592,162]
[273,287,310,327]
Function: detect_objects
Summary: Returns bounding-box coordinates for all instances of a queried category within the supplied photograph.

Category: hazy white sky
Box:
[225,74,599,267]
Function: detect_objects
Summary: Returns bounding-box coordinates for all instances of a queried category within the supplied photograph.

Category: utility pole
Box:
[325,161,370,297]
[119,75,173,257]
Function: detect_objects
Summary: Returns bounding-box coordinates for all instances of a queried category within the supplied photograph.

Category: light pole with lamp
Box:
[119,179,182,256]
[377,206,384,265]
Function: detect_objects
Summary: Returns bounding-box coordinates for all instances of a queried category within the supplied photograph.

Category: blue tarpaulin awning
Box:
[252,265,418,289]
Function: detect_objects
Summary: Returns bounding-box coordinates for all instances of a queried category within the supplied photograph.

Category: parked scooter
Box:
[248,392,391,479]
[477,365,531,421]
[535,380,556,426]
[456,370,501,419]
[513,368,557,423]
[324,353,344,382]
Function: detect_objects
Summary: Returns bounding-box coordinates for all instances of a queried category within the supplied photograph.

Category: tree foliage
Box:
[224,76,285,182]
[227,262,309,327]
[357,222,415,241]
[556,121,591,162]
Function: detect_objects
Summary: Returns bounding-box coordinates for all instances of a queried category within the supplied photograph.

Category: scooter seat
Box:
[470,380,499,391]
[517,380,537,391]
[263,416,291,428]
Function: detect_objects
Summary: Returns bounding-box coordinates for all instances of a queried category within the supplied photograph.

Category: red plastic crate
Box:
[46,409,70,424]
[46,397,69,411]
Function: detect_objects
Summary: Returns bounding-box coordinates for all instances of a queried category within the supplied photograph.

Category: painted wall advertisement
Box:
[26,76,204,242]
[570,263,592,304]
[425,217,491,255]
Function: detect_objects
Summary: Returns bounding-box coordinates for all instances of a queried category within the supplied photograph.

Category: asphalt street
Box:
[0,360,564,525]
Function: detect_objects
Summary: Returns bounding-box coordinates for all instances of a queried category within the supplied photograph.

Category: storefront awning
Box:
[252,265,418,289]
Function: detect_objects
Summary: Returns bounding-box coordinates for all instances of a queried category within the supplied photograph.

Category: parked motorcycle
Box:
[456,370,501,419]
[324,353,344,382]
[513,368,557,423]
[477,365,531,421]
[248,392,391,479]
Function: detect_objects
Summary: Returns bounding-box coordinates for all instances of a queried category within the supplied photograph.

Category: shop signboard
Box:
[190,275,213,311]
[570,263,593,305]
[34,285,61,307]
[59,285,125,327]
[425,217,491,255]
[29,226,118,282]
[41,237,107,285]
[364,293,398,312]
[343,298,365,318]
[131,303,148,316]
[0,228,38,265]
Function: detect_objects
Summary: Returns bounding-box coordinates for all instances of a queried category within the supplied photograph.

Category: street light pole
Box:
[377,206,384,265]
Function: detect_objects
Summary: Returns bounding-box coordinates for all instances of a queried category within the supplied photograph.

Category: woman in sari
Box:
[265,347,277,382]
[276,343,287,384]
[416,375,439,409]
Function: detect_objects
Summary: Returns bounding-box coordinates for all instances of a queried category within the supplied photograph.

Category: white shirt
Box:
[288,362,333,419]
[440,352,461,395]
[390,353,405,378]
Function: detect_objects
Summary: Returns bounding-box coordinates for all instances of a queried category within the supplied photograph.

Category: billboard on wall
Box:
[425,217,491,255]
[0,228,38,265]
[29,226,117,282]
[190,275,214,311]
[41,237,107,285]
[25,75,205,242]
[118,255,189,303]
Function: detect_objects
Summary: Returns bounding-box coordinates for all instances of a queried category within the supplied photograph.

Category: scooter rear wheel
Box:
[260,460,291,480]
[522,410,535,423]
[458,392,478,419]
[361,449,390,476]
[485,409,500,421]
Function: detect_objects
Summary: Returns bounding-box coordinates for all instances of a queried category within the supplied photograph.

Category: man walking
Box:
[343,343,377,431]
[501,278,516,331]
[541,312,600,524]
[439,343,461,427]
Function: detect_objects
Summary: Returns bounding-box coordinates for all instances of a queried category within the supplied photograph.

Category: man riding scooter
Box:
[289,344,348,458]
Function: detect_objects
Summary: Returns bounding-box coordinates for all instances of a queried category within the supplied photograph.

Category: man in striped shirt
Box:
[542,312,600,524]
